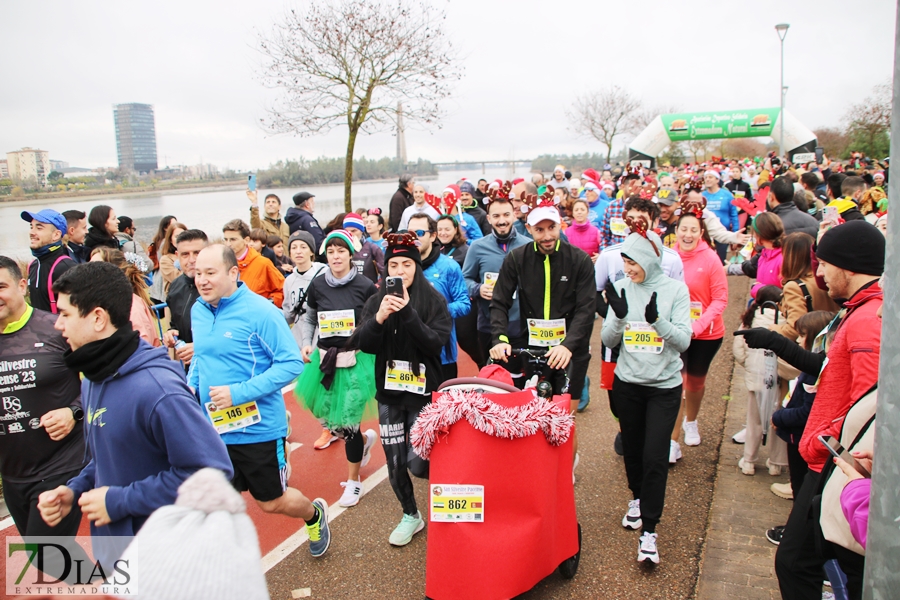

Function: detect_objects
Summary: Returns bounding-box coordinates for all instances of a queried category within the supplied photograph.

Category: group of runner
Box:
[0,152,888,596]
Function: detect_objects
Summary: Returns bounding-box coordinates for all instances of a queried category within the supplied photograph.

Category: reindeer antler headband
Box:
[625,214,660,256]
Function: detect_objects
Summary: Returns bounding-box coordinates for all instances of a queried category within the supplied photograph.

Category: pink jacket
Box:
[677,240,728,339]
[566,221,601,257]
[840,478,870,549]
[755,247,783,288]
[131,293,161,347]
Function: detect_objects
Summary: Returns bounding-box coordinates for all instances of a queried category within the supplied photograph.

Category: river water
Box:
[1,166,535,262]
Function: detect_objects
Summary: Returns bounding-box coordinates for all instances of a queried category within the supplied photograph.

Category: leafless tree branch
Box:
[566,86,643,165]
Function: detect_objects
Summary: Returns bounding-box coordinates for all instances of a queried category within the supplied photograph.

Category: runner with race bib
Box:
[358,232,451,547]
[600,216,692,566]
[295,229,378,509]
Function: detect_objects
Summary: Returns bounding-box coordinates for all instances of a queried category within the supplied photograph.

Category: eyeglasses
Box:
[412,229,432,237]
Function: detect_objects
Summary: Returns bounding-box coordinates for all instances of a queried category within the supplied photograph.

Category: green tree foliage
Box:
[257,156,436,188]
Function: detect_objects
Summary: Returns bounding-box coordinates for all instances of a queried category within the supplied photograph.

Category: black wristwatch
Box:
[69,406,84,422]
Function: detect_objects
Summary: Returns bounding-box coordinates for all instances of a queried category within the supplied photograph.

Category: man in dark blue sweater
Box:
[37,262,233,568]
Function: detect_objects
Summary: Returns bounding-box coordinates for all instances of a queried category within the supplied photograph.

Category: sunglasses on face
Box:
[412,229,433,237]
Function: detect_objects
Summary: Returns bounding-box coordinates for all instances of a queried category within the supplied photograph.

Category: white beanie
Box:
[117,468,269,600]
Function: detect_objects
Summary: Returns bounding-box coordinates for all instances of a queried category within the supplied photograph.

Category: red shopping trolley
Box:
[411,350,582,600]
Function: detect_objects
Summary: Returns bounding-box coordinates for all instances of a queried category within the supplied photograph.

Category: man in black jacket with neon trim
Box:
[489,195,596,414]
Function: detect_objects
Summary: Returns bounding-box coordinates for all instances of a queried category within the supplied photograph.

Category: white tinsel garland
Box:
[410,388,574,460]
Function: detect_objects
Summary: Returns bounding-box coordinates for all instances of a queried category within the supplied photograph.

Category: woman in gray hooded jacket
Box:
[601,216,692,566]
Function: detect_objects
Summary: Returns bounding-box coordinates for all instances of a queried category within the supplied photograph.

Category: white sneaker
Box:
[738,457,755,475]
[766,459,783,476]
[338,479,363,507]
[771,482,793,499]
[731,427,747,444]
[683,418,701,446]
[669,440,682,464]
[360,428,377,468]
[637,532,659,564]
[622,499,642,530]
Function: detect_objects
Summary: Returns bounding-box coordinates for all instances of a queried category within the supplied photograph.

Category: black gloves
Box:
[604,281,628,319]
[733,328,787,352]
[645,292,659,324]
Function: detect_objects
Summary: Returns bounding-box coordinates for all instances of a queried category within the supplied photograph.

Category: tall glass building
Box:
[114,103,158,173]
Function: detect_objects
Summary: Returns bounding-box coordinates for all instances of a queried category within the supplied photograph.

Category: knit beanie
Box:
[459,181,476,196]
[117,468,269,600]
[384,232,422,265]
[342,212,366,233]
[319,229,361,255]
[288,230,316,256]
[815,220,885,276]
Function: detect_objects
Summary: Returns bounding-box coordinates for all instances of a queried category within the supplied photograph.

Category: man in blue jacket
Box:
[189,244,331,557]
[702,170,738,263]
[462,190,531,374]
[37,262,234,568]
[408,214,471,381]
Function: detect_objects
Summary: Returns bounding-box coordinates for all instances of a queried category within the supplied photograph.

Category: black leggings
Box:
[379,403,429,516]
[613,376,682,533]
[340,428,365,463]
[682,337,723,378]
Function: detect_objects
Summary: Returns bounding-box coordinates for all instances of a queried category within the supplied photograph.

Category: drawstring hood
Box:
[620,230,665,287]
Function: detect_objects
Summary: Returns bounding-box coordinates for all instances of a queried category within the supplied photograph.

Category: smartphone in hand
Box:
[248,173,257,192]
[823,206,840,227]
[818,435,870,477]
[385,276,404,298]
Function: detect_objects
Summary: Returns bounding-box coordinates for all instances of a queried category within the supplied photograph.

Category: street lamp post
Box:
[775,23,790,159]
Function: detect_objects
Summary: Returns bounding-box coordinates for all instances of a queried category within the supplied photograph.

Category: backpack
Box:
[27,254,73,314]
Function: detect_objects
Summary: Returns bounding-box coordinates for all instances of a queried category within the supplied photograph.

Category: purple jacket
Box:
[840,478,870,549]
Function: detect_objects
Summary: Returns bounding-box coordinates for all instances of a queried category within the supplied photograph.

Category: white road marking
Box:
[0,516,14,531]
[261,464,389,572]
[289,442,303,451]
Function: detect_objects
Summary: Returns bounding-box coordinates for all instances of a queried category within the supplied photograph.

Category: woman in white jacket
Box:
[732,285,789,476]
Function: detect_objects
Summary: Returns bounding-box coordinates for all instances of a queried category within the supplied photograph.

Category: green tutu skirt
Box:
[295,348,377,430]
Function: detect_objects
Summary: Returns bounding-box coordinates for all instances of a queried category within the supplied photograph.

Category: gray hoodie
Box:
[601,231,692,389]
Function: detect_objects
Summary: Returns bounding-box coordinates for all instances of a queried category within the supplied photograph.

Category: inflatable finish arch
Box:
[628,108,817,168]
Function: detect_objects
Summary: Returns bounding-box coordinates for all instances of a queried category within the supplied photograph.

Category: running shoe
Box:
[360,428,377,468]
[389,512,425,546]
[669,440,682,464]
[731,427,746,444]
[766,525,785,546]
[577,376,591,412]
[683,418,701,446]
[771,482,793,500]
[307,498,331,557]
[637,532,659,564]
[338,479,363,507]
[766,459,783,476]
[622,499,642,530]
[314,428,338,450]
[739,457,756,475]
[614,432,624,456]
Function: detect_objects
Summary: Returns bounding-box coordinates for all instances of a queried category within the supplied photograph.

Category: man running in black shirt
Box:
[0,256,86,538]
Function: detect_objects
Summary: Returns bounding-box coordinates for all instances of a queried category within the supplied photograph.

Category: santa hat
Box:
[581,168,600,185]
[442,184,461,203]
[583,181,600,193]
[511,177,525,186]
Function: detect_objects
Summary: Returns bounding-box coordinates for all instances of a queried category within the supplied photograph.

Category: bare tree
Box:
[812,127,850,159]
[630,104,682,133]
[686,139,713,163]
[567,86,643,165]
[843,80,892,159]
[257,0,462,210]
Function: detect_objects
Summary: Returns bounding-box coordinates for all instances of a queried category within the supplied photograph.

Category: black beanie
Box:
[815,220,885,276]
[384,232,422,265]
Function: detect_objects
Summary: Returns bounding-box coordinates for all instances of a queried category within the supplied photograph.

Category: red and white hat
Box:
[342,213,365,233]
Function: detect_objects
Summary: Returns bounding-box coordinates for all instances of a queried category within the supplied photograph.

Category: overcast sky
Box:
[2,0,896,170]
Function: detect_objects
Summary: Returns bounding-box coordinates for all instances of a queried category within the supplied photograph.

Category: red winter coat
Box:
[799,282,882,472]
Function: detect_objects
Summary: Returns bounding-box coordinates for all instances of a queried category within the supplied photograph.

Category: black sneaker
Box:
[766,525,785,546]
[614,432,624,456]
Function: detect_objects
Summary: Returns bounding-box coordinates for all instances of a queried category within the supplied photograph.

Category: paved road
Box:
[0,279,749,599]
[265,279,748,600]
